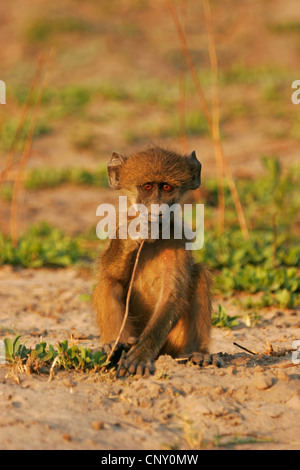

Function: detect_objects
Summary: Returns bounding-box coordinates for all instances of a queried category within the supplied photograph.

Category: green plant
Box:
[4,335,30,362]
[0,183,13,201]
[0,118,52,153]
[213,433,274,448]
[23,166,108,190]
[3,336,109,372]
[194,157,300,308]
[0,222,94,268]
[269,21,300,34]
[212,305,239,329]
[25,17,94,43]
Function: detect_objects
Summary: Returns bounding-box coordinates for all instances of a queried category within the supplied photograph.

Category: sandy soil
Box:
[0,265,299,450]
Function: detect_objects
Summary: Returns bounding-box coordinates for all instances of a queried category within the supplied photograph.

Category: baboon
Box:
[93,146,219,377]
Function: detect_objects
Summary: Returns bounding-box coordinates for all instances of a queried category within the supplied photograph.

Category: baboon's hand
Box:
[116,347,155,377]
[101,341,129,364]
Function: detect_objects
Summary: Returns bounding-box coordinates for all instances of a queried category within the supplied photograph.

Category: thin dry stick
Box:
[219,142,250,240]
[0,54,47,184]
[233,342,257,356]
[202,0,225,234]
[10,50,54,247]
[0,112,4,164]
[179,73,188,154]
[272,213,277,268]
[106,240,145,364]
[48,354,60,383]
[178,0,188,154]
[167,0,250,240]
[0,109,4,142]
[271,362,299,370]
[167,0,211,127]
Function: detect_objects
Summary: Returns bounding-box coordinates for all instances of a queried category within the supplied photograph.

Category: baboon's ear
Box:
[188,150,202,190]
[108,152,126,189]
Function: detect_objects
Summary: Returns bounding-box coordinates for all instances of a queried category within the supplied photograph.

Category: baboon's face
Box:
[135,181,181,222]
[107,146,201,219]
[119,178,183,225]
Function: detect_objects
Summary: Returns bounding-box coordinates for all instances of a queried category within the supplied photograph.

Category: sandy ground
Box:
[0,265,299,450]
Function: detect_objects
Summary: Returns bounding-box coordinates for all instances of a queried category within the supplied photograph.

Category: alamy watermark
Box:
[292,340,300,365]
[0,80,6,104]
[96,196,204,250]
[291,80,300,105]
[0,340,6,364]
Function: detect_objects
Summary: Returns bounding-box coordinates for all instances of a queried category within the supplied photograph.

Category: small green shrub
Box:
[3,336,109,372]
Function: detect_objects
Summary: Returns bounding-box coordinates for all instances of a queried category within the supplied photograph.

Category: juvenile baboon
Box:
[93,146,219,376]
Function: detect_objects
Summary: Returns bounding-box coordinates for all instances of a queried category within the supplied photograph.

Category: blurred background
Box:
[0,0,299,309]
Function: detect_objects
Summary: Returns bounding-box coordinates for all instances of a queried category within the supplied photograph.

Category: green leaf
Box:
[212,305,239,329]
[18,343,30,359]
[59,340,68,351]
[80,346,87,360]
[12,335,22,355]
[4,338,13,361]
[46,351,55,362]
[275,289,293,308]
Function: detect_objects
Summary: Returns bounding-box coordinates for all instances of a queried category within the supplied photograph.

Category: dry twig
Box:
[106,240,145,364]
[233,341,257,356]
[0,54,47,184]
[178,0,188,154]
[202,0,225,234]
[10,49,54,247]
[167,0,250,240]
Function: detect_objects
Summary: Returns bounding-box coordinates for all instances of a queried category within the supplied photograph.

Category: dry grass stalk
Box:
[179,72,188,154]
[10,49,54,247]
[167,0,212,127]
[106,240,145,364]
[178,0,188,154]
[0,54,47,184]
[202,0,225,234]
[167,0,250,240]
[0,111,4,148]
[272,213,277,268]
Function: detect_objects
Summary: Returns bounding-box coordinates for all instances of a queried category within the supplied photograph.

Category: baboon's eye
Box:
[143,183,153,191]
[162,183,173,192]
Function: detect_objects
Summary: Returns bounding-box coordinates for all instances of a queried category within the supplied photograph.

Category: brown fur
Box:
[93,146,212,376]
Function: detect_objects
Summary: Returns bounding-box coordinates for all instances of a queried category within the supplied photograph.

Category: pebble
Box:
[254,375,274,390]
[91,420,104,430]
